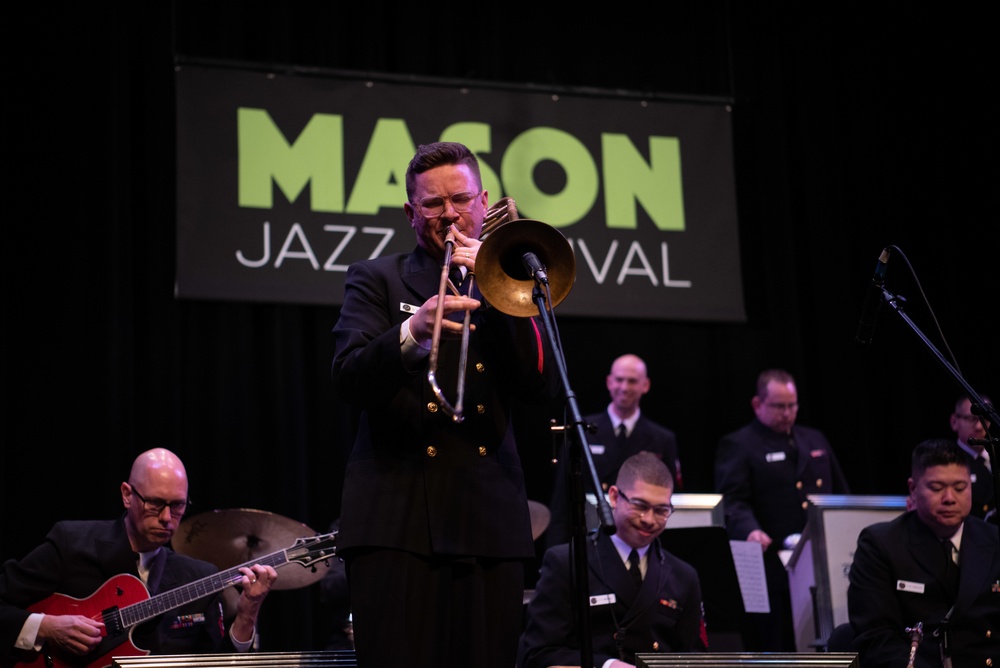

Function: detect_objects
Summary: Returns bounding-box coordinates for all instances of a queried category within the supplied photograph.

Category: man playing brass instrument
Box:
[331,141,558,668]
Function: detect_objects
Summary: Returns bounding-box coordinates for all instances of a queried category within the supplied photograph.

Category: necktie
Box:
[785,436,799,465]
[628,549,643,588]
[942,539,958,593]
[449,266,464,292]
[617,423,628,449]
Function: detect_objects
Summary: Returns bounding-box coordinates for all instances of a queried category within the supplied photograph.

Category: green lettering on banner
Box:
[603,135,685,231]
[238,108,344,211]
[345,118,414,214]
[236,109,685,231]
[501,127,598,227]
[441,122,503,199]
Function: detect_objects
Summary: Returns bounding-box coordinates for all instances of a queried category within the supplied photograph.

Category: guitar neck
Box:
[118,549,290,628]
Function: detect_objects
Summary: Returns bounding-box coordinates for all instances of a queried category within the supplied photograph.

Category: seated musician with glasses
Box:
[713,368,849,652]
[547,353,683,550]
[518,452,708,668]
[0,448,277,666]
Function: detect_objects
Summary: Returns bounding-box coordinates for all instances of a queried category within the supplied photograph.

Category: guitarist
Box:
[0,448,277,666]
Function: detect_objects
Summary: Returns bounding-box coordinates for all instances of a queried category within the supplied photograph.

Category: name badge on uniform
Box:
[590,444,606,455]
[400,302,420,314]
[766,451,787,463]
[896,580,925,593]
[590,594,616,606]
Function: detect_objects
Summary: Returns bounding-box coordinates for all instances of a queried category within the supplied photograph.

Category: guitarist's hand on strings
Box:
[230,564,278,644]
[36,612,104,656]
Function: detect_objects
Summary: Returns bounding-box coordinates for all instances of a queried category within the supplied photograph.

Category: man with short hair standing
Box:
[714,368,849,651]
[332,141,557,668]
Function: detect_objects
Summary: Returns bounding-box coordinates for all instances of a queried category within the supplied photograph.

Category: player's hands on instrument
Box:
[239,564,277,603]
[230,564,278,643]
[411,295,481,344]
[449,225,481,273]
[38,614,104,656]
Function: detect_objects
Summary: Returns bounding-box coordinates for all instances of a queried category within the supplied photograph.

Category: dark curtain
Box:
[2,1,995,651]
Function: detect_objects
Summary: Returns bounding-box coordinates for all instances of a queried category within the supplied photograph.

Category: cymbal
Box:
[528,500,551,541]
[172,508,330,590]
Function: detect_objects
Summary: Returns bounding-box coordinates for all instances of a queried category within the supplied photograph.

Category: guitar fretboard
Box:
[117,550,290,628]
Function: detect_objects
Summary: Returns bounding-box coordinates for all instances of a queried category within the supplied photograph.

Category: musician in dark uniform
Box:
[0,448,276,666]
[949,393,996,522]
[847,438,999,667]
[519,452,708,668]
[714,368,849,651]
[547,353,682,549]
[331,141,557,668]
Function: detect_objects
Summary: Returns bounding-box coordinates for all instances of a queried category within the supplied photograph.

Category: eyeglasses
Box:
[954,414,988,424]
[129,483,190,516]
[764,402,799,412]
[617,491,673,519]
[412,191,481,217]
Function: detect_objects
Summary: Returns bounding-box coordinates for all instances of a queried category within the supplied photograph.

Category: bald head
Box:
[612,354,647,378]
[123,448,190,552]
[129,448,188,489]
[606,354,651,420]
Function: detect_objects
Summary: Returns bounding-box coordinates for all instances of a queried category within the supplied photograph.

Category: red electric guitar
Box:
[3,531,337,668]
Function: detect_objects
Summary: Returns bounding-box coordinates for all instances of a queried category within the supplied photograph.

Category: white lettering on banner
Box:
[574,239,692,287]
[235,221,272,268]
[319,225,357,271]
[618,240,659,285]
[275,223,319,269]
[236,223,397,269]
[319,225,395,271]
[660,242,693,288]
[234,222,691,288]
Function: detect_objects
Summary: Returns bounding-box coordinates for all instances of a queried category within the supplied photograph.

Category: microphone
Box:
[521,252,549,284]
[854,247,890,345]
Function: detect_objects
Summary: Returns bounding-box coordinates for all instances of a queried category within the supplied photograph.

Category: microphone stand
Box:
[877,286,1000,539]
[530,279,615,668]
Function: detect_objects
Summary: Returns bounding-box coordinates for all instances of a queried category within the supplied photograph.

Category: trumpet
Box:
[426,197,576,422]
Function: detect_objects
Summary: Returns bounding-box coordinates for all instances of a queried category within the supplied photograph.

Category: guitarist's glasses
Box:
[129,483,190,516]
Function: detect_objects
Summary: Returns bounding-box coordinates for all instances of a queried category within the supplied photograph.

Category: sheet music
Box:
[729,540,770,613]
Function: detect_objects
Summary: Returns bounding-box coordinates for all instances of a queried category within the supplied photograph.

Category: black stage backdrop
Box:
[3,1,996,652]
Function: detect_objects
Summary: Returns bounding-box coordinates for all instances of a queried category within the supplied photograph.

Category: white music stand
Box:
[785,494,907,651]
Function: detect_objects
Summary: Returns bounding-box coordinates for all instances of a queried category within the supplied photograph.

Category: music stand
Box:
[660,526,746,650]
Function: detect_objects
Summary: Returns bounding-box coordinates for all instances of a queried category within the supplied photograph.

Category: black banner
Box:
[176,62,745,321]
